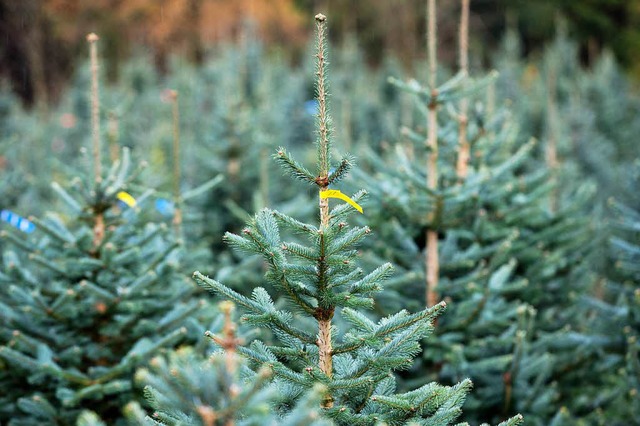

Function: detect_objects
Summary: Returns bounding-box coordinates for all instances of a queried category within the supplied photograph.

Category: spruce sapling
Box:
[194,13,523,426]
[0,34,203,425]
[125,301,332,426]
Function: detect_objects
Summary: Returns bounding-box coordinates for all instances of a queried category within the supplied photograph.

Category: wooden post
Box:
[169,90,183,240]
[87,33,102,185]
[455,0,470,180]
[545,67,559,213]
[425,0,440,308]
[87,33,105,250]
[107,112,120,162]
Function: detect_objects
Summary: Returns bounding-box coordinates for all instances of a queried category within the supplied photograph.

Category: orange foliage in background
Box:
[199,0,306,44]
[45,0,306,46]
[45,0,306,64]
[6,0,634,108]
[1,0,478,107]
[5,0,307,106]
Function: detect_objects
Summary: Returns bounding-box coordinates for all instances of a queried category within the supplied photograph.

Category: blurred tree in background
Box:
[0,0,307,107]
[501,0,640,71]
[1,0,640,108]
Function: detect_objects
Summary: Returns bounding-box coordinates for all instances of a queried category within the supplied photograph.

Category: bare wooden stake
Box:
[455,0,471,180]
[87,33,102,185]
[426,0,440,308]
[259,146,269,208]
[206,301,241,426]
[546,66,559,213]
[426,229,439,308]
[87,33,105,249]
[215,301,240,375]
[107,112,120,162]
[487,79,496,117]
[169,90,183,240]
[92,213,105,251]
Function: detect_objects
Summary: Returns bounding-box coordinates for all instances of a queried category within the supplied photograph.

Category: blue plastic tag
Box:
[155,198,175,217]
[1,209,36,233]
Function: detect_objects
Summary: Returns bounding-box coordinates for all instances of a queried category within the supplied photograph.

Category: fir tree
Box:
[359,79,567,424]
[124,301,332,426]
[0,89,55,232]
[0,34,204,425]
[601,195,640,420]
[192,13,522,426]
[568,180,640,423]
[492,20,640,205]
[353,2,595,423]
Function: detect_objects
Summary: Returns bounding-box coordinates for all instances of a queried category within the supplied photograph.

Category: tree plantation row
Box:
[0,5,638,426]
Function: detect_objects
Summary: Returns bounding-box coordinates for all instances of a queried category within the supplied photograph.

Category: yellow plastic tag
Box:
[116,191,137,208]
[320,189,363,214]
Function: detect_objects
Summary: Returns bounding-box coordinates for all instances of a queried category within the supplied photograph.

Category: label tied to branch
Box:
[155,198,175,216]
[116,191,137,208]
[320,189,363,214]
[0,209,35,233]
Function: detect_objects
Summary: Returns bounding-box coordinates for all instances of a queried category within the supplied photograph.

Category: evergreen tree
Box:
[192,13,522,426]
[124,301,332,426]
[0,35,204,425]
[0,89,56,231]
[493,22,640,205]
[98,35,318,293]
[352,2,595,423]
[358,80,589,424]
[569,176,640,423]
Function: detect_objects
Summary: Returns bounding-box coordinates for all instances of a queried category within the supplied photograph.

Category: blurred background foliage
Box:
[1,0,640,109]
[1,1,640,424]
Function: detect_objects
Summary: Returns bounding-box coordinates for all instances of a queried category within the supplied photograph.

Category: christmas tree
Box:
[0,34,204,425]
[492,18,640,205]
[352,1,596,423]
[125,301,332,425]
[566,170,640,423]
[192,13,522,426]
